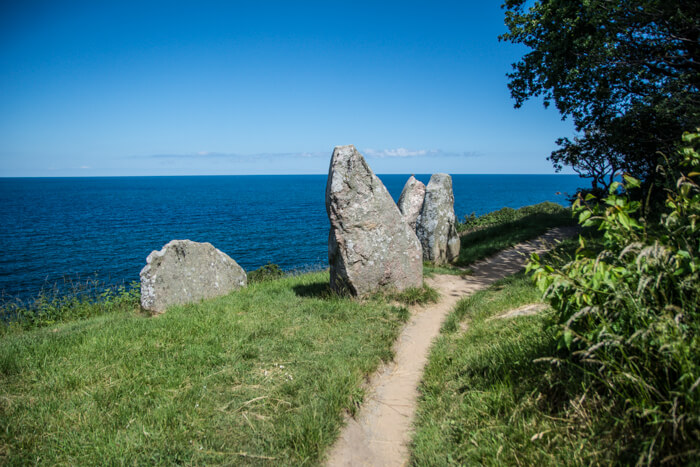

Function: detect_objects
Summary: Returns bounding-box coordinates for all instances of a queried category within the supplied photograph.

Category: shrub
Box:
[528,132,700,464]
[248,262,285,283]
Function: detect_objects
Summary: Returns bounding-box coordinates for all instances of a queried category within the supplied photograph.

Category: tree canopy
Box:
[501,0,700,194]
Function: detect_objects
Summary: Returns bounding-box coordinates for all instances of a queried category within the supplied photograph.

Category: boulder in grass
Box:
[397,175,426,230]
[416,173,461,264]
[326,145,423,296]
[140,239,247,313]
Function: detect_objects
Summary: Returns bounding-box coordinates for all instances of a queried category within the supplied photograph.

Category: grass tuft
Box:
[389,284,440,306]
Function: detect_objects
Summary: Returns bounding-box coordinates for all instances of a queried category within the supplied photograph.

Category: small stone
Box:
[326,145,423,296]
[416,173,461,264]
[397,175,426,230]
[139,239,247,313]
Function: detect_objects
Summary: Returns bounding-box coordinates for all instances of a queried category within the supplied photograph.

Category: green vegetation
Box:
[528,133,700,464]
[458,201,570,232]
[248,262,286,283]
[455,202,575,266]
[0,271,409,465]
[389,284,440,306]
[501,0,699,195]
[0,279,140,335]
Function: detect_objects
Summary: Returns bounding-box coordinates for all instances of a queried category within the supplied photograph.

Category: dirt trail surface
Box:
[325,226,577,467]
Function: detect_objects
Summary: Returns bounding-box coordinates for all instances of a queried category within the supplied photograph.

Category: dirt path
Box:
[324,226,577,467]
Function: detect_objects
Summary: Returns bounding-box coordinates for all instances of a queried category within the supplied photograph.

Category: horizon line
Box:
[0,172,581,179]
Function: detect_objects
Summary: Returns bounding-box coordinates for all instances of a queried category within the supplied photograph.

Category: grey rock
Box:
[416,173,461,264]
[140,239,247,313]
[326,145,423,296]
[397,176,426,230]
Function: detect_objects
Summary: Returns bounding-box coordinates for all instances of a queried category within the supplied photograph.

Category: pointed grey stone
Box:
[326,145,423,296]
[416,173,461,264]
[397,175,426,230]
[140,240,247,313]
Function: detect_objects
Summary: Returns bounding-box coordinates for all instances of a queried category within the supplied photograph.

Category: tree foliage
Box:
[501,0,700,192]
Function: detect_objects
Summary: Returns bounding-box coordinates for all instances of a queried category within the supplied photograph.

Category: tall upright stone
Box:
[326,145,423,296]
[140,239,247,313]
[397,175,426,230]
[416,173,461,264]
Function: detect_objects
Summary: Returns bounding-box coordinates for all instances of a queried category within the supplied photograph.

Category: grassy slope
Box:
[0,272,408,465]
[455,202,575,267]
[411,269,621,465]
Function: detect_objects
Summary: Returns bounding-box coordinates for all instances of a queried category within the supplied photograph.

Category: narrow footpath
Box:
[325,226,577,467]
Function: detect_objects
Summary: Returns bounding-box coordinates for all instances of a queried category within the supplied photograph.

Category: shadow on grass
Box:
[292,282,334,299]
[453,331,582,414]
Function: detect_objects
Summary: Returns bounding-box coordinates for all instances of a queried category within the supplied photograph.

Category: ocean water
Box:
[0,174,586,300]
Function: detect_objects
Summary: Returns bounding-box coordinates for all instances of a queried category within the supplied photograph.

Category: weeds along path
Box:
[325,226,577,467]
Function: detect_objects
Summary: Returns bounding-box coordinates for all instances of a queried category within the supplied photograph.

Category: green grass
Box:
[411,271,626,465]
[389,283,440,306]
[0,271,409,465]
[455,202,575,267]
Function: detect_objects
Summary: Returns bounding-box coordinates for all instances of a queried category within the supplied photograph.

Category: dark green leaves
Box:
[501,0,700,194]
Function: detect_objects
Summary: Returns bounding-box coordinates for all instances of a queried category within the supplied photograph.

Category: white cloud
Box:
[364,148,435,158]
[362,148,481,159]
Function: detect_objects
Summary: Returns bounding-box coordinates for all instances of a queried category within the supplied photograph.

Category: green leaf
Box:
[618,212,630,229]
[622,175,641,189]
[563,330,573,349]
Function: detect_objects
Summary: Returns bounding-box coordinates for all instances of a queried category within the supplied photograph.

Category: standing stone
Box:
[397,176,426,230]
[326,145,423,296]
[140,239,247,313]
[416,173,461,264]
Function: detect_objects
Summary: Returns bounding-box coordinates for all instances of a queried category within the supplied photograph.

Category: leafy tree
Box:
[501,0,700,193]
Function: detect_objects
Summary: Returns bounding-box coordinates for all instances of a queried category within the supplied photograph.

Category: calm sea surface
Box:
[0,174,586,300]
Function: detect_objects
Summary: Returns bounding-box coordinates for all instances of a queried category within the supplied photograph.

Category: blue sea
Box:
[0,174,587,300]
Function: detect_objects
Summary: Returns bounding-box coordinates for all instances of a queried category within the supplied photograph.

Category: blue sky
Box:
[0,1,575,177]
